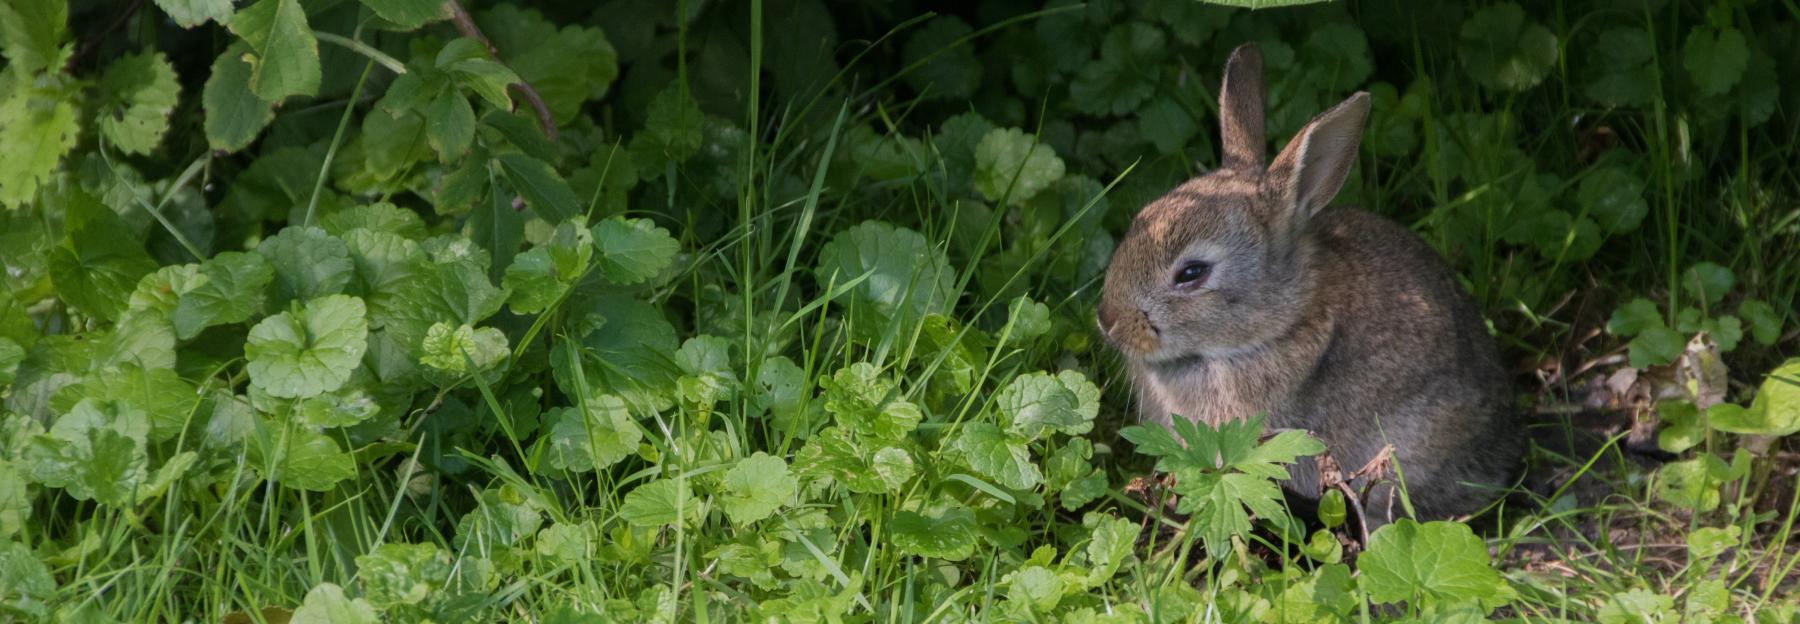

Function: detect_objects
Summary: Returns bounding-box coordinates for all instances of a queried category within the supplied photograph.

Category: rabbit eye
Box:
[1172,261,1212,287]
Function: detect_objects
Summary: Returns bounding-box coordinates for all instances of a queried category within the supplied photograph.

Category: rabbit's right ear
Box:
[1218,43,1267,170]
[1268,92,1371,227]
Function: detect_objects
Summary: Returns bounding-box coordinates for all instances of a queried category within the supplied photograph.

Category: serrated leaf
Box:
[48,195,157,322]
[815,221,956,338]
[322,202,428,239]
[355,543,453,610]
[257,226,354,307]
[0,0,68,73]
[591,216,678,285]
[1085,515,1139,585]
[24,399,150,507]
[901,16,981,101]
[97,52,181,155]
[1360,519,1511,610]
[174,251,273,339]
[229,0,320,101]
[537,394,641,473]
[202,41,274,152]
[998,371,1096,439]
[1582,27,1657,107]
[620,478,701,528]
[819,363,921,441]
[974,127,1066,204]
[950,422,1039,490]
[1607,298,1664,337]
[1628,326,1685,369]
[245,294,369,399]
[1738,300,1782,346]
[155,0,235,28]
[1579,166,1648,235]
[720,452,796,524]
[494,152,578,222]
[1681,262,1734,307]
[890,506,978,561]
[418,322,508,374]
[0,86,80,207]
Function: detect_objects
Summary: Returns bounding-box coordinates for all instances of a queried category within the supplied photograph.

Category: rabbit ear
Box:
[1268,91,1370,226]
[1218,43,1267,170]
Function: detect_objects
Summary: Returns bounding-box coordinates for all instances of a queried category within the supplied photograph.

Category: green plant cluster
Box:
[0,0,1797,621]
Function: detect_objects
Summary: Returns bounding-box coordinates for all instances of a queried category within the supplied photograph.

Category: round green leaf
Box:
[245,294,370,399]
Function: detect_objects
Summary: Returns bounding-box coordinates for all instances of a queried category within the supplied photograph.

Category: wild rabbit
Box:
[1097,43,1521,526]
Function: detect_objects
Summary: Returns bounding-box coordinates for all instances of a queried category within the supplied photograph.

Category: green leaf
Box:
[591,216,679,285]
[296,387,380,428]
[0,541,55,619]
[549,295,678,413]
[1458,3,1558,91]
[358,0,445,30]
[1068,23,1164,116]
[1686,525,1741,560]
[631,83,704,166]
[418,322,508,374]
[48,195,157,322]
[155,0,235,28]
[1628,327,1685,369]
[901,16,981,101]
[291,583,378,624]
[0,0,68,73]
[1084,514,1140,585]
[675,335,738,407]
[228,0,321,101]
[1738,300,1782,346]
[1683,26,1748,97]
[1655,457,1723,512]
[174,251,274,339]
[495,153,579,221]
[815,221,956,336]
[890,506,978,561]
[794,428,916,494]
[1003,565,1066,613]
[256,226,354,307]
[998,370,1097,439]
[260,426,357,491]
[503,219,592,314]
[974,127,1066,204]
[1681,262,1734,307]
[1712,359,1800,437]
[950,422,1040,490]
[481,7,617,124]
[97,52,181,155]
[1597,588,1675,624]
[426,91,475,163]
[439,39,520,110]
[720,452,797,525]
[1007,296,1052,339]
[537,394,641,473]
[203,41,275,152]
[620,478,701,528]
[1578,166,1648,235]
[0,85,79,207]
[1360,519,1511,610]
[52,364,196,442]
[1607,298,1664,337]
[535,521,592,565]
[26,400,152,507]
[820,363,922,441]
[1582,27,1657,107]
[355,543,453,610]
[245,294,369,399]
[322,202,428,239]
[1655,401,1703,454]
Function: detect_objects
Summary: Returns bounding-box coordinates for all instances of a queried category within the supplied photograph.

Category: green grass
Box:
[3,0,1799,622]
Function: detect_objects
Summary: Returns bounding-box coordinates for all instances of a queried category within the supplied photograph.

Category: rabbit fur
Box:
[1097,43,1522,525]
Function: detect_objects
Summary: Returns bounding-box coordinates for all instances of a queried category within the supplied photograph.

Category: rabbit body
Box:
[1098,44,1521,524]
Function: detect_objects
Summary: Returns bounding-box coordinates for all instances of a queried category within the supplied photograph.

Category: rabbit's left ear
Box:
[1218,43,1267,171]
[1268,92,1370,226]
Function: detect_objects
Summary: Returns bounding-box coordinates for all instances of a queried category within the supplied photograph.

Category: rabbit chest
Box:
[1131,315,1332,429]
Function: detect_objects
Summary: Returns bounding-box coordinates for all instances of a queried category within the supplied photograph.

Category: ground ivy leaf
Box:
[291,583,378,624]
[297,387,380,428]
[537,394,641,473]
[52,365,195,442]
[631,83,704,166]
[49,193,157,322]
[0,540,55,619]
[620,478,701,528]
[815,221,956,337]
[820,363,922,441]
[501,248,563,314]
[1085,514,1140,585]
[418,322,508,374]
[1458,2,1557,91]
[256,226,354,307]
[1579,166,1648,235]
[203,41,275,152]
[25,399,150,507]
[1681,262,1734,307]
[155,0,234,28]
[999,371,1092,440]
[721,452,797,525]
[951,422,1040,490]
[591,216,678,285]
[358,0,445,30]
[245,294,370,399]
[322,202,428,240]
[97,51,181,155]
[1582,27,1656,107]
[1628,326,1685,369]
[1007,296,1052,339]
[229,0,320,101]
[1360,519,1512,610]
[890,506,978,561]
[174,251,274,339]
[355,543,453,610]
[258,426,357,491]
[1606,298,1663,337]
[1683,26,1748,97]
[901,16,981,101]
[1737,300,1782,346]
[974,127,1066,204]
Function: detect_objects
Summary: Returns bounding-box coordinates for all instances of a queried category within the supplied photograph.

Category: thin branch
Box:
[443,0,559,142]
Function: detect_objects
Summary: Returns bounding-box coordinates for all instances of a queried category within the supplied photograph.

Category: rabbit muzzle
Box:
[1096,302,1160,356]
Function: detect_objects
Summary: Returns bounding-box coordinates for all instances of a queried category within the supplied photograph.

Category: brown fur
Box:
[1097,43,1521,524]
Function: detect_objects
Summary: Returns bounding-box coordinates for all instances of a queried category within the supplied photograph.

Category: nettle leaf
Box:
[97,51,180,155]
[156,0,234,28]
[359,0,445,30]
[1578,166,1648,235]
[245,294,370,399]
[203,41,274,152]
[1683,26,1748,97]
[950,422,1040,490]
[890,506,978,561]
[257,226,354,307]
[418,322,508,374]
[1681,262,1734,307]
[591,216,679,285]
[537,394,641,473]
[1457,2,1558,91]
[974,127,1067,204]
[291,583,378,624]
[901,16,981,101]
[174,251,274,339]
[720,452,797,525]
[1360,519,1512,611]
[998,370,1098,439]
[820,363,922,441]
[228,0,320,101]
[620,478,702,528]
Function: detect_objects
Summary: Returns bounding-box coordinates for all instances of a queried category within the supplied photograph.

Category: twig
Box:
[65,0,147,74]
[443,0,558,142]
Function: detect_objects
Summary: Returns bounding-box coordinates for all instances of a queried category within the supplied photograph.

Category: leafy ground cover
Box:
[1,0,1798,621]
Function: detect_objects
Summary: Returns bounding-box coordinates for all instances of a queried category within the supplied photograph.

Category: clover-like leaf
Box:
[245,295,369,399]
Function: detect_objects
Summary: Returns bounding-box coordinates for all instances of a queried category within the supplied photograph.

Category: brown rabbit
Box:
[1097,43,1521,525]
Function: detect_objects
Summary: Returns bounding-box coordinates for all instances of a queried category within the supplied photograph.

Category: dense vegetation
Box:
[0,0,1797,620]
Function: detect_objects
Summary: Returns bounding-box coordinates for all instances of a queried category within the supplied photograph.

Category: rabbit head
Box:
[1098,43,1371,364]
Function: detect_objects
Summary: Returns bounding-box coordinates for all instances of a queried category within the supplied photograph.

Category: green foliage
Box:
[1120,415,1324,558]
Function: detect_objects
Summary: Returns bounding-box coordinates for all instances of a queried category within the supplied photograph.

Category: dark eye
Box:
[1173,261,1211,287]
